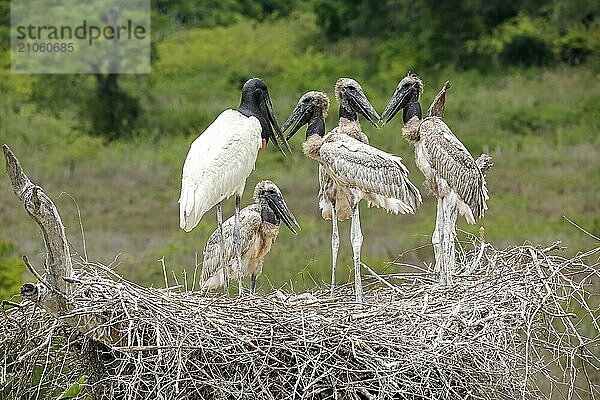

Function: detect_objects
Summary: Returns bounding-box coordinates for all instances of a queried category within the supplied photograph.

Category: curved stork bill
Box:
[336,78,381,128]
[261,184,301,234]
[282,82,379,140]
[262,89,290,154]
[281,98,316,140]
[380,76,422,125]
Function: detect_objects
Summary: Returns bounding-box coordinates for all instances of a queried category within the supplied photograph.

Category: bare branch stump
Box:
[3,144,119,345]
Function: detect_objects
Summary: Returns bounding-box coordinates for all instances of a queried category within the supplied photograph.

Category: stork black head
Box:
[281,91,329,140]
[334,78,380,128]
[254,180,300,234]
[381,73,423,125]
[238,78,291,155]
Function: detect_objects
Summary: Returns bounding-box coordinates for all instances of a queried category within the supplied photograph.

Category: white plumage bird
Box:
[179,78,289,294]
[180,110,262,230]
[283,91,422,302]
[381,74,491,284]
[201,180,299,294]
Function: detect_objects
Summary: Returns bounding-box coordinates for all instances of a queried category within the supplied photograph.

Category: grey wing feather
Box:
[475,153,493,177]
[201,206,262,285]
[318,164,330,203]
[420,118,488,220]
[318,165,333,219]
[318,164,353,220]
[320,136,422,212]
[318,127,370,220]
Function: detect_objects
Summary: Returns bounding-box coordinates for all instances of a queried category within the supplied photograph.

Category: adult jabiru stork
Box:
[179,78,289,294]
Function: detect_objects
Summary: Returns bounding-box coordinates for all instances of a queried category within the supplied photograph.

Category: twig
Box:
[563,216,600,241]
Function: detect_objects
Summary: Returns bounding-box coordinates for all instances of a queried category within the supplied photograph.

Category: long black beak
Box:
[380,85,415,126]
[266,192,301,234]
[264,93,292,155]
[347,89,380,128]
[282,103,312,141]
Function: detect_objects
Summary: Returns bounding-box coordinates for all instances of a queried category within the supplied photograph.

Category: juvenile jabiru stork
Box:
[179,78,289,295]
[284,91,421,303]
[201,180,299,294]
[310,78,419,297]
[381,74,491,284]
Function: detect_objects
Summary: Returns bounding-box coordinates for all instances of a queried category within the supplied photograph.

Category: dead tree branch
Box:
[3,144,119,345]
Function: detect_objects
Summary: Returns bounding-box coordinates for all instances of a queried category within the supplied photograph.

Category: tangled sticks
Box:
[1,144,599,399]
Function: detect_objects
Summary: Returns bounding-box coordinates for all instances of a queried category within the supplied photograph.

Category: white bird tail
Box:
[364,193,415,214]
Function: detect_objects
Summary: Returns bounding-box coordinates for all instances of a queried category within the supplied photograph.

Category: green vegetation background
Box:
[0,0,599,299]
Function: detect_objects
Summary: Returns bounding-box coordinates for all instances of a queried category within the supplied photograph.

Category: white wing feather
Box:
[179,109,262,231]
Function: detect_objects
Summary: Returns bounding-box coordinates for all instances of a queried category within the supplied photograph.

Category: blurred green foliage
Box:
[0,238,24,301]
[2,0,599,139]
[154,0,299,28]
[315,0,600,70]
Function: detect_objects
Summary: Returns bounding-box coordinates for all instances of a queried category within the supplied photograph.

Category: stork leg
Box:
[350,202,364,303]
[330,202,340,298]
[251,274,256,295]
[233,194,243,296]
[432,197,444,278]
[216,202,229,296]
[440,194,458,285]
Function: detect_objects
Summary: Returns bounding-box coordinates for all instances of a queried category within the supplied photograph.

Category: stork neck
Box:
[306,116,326,138]
[339,104,357,122]
[403,101,422,124]
[238,98,270,140]
[238,90,259,117]
[260,201,279,225]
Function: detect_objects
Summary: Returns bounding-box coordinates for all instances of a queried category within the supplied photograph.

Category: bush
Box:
[500,34,554,67]
[556,30,596,66]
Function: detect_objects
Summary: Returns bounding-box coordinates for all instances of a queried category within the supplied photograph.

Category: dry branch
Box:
[1,144,599,399]
[2,144,119,345]
[3,145,73,303]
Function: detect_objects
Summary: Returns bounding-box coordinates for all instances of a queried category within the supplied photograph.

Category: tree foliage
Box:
[155,0,298,29]
[314,0,599,70]
[0,0,8,50]
[2,0,599,140]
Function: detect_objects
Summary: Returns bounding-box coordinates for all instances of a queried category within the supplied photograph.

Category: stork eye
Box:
[302,97,312,104]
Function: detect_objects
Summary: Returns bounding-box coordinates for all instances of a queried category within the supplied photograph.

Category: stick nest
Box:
[1,242,599,399]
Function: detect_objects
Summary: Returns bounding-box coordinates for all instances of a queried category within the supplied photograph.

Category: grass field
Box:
[1,17,599,294]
